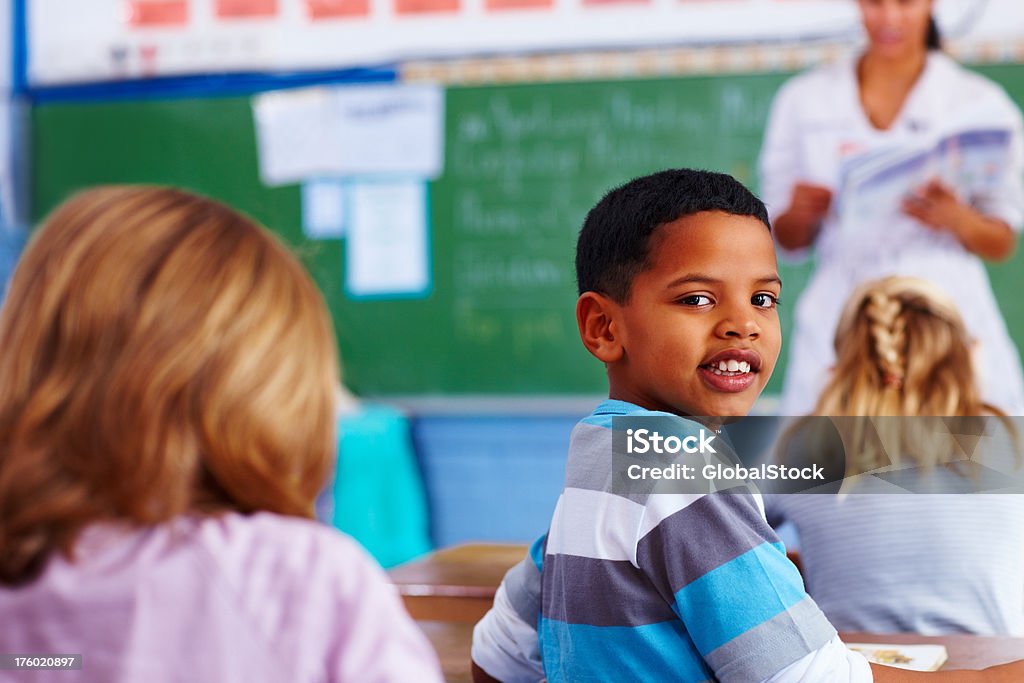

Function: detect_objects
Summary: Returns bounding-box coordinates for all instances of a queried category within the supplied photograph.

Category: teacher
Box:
[759,0,1024,415]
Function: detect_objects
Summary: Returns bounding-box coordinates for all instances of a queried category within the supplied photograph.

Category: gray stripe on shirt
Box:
[564,422,652,505]
[541,553,677,627]
[502,555,543,627]
[705,596,837,683]
[636,490,780,596]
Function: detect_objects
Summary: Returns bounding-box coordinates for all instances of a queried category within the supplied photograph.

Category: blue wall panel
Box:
[412,415,581,547]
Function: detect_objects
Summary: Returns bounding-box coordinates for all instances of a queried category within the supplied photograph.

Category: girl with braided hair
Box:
[819,276,995,421]
[766,276,1024,636]
[816,276,1017,475]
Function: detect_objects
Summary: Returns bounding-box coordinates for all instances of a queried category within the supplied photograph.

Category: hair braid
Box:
[865,291,906,388]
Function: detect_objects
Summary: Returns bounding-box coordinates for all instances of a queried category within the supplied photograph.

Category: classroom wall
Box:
[22,3,1024,550]
[29,58,1024,549]
[412,413,576,545]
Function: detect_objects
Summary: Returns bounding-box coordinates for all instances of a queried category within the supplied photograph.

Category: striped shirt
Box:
[763,415,1024,636]
[766,492,1024,636]
[474,400,869,683]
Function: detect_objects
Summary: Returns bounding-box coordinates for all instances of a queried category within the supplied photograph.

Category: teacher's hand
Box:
[773,182,833,250]
[901,178,964,232]
[903,178,1017,261]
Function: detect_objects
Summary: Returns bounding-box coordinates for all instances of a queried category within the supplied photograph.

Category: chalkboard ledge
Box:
[380,395,605,417]
[374,394,782,417]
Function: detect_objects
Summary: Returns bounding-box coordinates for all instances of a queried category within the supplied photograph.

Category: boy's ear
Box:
[576,292,624,363]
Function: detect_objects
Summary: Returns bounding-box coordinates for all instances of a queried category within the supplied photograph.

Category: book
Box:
[847,643,949,672]
[837,127,1012,238]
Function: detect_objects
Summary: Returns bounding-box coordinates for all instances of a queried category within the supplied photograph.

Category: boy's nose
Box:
[713,314,760,340]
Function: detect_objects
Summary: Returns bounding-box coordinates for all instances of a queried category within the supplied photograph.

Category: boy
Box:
[471,169,1024,682]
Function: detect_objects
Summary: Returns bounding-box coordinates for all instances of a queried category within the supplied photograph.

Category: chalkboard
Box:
[30,64,1024,395]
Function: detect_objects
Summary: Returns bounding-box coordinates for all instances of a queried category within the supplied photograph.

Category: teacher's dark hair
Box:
[926,14,942,51]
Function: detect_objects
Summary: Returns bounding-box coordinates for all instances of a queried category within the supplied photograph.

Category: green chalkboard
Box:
[31,64,1024,395]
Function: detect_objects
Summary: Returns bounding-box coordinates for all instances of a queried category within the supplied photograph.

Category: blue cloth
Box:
[327,403,432,568]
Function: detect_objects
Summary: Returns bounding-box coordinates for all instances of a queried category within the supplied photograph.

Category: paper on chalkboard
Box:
[253,88,343,186]
[302,179,348,238]
[253,83,444,187]
[331,84,444,178]
[345,179,431,299]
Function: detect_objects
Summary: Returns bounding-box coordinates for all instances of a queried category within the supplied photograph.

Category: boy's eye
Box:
[678,294,713,307]
[752,293,779,309]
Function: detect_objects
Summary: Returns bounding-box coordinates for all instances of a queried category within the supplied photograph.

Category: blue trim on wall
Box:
[12,0,27,94]
[27,66,399,104]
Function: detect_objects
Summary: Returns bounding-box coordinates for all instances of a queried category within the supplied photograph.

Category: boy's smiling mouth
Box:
[698,349,762,394]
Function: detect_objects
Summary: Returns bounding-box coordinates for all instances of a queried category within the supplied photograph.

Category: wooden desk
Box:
[418,622,1024,683]
[389,543,528,622]
[418,621,475,683]
[843,632,1024,670]
[398,545,1024,680]
[390,543,805,624]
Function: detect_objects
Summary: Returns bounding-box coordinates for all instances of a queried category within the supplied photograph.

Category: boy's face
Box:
[609,211,781,418]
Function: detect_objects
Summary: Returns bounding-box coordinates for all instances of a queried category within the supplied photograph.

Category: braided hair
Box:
[865,290,908,393]
[814,276,1008,472]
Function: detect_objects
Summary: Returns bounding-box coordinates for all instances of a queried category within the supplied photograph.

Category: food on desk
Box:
[847,643,948,672]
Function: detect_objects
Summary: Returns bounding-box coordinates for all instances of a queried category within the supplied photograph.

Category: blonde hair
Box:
[0,186,339,585]
[815,276,1011,473]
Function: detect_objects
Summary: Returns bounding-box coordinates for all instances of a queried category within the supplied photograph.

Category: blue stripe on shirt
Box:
[674,541,807,654]
[539,617,713,683]
[581,399,678,429]
[529,534,546,572]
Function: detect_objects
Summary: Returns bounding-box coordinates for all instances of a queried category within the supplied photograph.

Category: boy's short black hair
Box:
[575,169,770,301]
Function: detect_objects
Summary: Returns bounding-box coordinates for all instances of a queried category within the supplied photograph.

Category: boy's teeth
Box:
[709,359,752,375]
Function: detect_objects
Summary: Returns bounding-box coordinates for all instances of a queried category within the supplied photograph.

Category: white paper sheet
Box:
[253,83,444,187]
[253,88,343,186]
[302,178,347,238]
[332,83,444,178]
[345,179,431,298]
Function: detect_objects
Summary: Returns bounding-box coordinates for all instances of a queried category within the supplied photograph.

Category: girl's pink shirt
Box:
[0,511,444,683]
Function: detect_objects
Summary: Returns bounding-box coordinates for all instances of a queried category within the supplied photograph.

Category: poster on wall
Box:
[215,0,278,18]
[26,0,1024,86]
[306,0,369,19]
[126,0,189,26]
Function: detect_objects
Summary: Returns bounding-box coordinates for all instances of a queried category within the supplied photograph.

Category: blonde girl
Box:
[767,276,1024,636]
[0,186,442,682]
